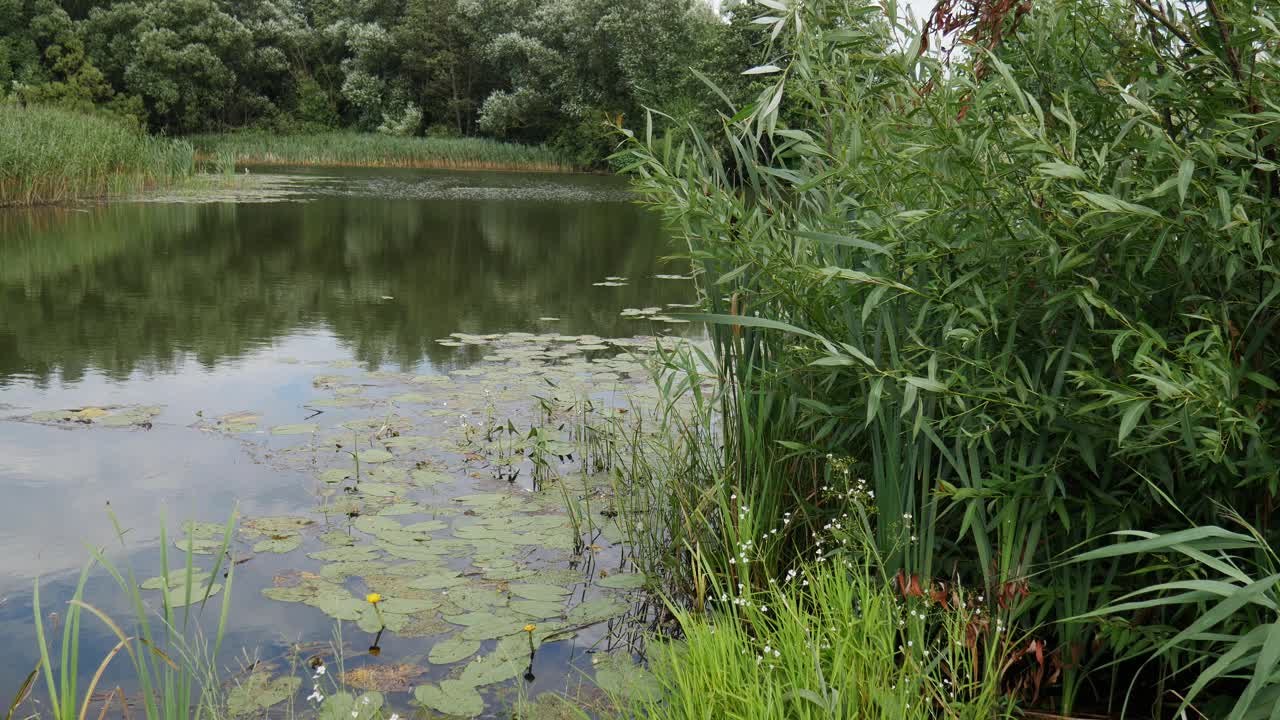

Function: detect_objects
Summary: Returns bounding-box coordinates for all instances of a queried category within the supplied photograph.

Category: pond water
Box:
[0,168,695,717]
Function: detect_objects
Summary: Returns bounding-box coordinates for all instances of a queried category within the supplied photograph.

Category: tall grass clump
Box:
[610,498,1021,719]
[627,567,1017,720]
[618,0,1279,714]
[0,105,195,207]
[25,509,236,720]
[190,131,580,173]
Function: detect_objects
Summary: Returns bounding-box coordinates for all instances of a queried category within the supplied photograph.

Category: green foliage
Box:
[293,77,340,128]
[1076,513,1280,720]
[621,0,1280,713]
[0,0,756,163]
[0,103,194,206]
[80,0,281,132]
[620,558,1016,719]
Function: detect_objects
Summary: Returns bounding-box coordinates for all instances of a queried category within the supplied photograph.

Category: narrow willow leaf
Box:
[1177,157,1195,204]
[1118,398,1151,443]
[1077,191,1162,218]
[1037,161,1088,180]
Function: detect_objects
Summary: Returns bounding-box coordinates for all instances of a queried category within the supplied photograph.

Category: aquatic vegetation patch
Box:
[227,671,302,717]
[25,328,705,716]
[343,663,427,692]
[24,404,161,428]
[591,652,660,701]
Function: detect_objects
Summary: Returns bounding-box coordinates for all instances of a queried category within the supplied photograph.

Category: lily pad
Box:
[317,692,383,720]
[318,469,351,484]
[566,597,629,625]
[378,597,439,614]
[444,611,506,627]
[459,653,524,687]
[164,581,222,607]
[592,653,661,701]
[356,482,405,498]
[401,520,448,533]
[227,672,301,717]
[140,569,210,591]
[412,470,451,486]
[596,573,647,590]
[408,571,466,590]
[414,680,483,718]
[353,515,402,535]
[428,635,481,665]
[140,570,222,607]
[355,449,394,463]
[241,516,314,537]
[253,536,302,554]
[459,619,529,641]
[309,546,380,563]
[511,599,565,619]
[376,501,422,516]
[509,584,571,602]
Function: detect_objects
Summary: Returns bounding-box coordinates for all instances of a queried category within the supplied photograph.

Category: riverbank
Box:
[0,105,195,207]
[190,132,581,173]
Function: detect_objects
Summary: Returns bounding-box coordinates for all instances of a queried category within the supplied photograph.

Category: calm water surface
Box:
[0,167,692,713]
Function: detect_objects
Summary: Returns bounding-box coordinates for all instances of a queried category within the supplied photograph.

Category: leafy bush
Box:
[620,0,1279,712]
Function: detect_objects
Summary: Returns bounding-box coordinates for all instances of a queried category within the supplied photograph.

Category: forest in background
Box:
[0,0,757,164]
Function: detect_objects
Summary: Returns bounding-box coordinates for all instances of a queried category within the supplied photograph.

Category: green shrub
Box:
[619,0,1279,713]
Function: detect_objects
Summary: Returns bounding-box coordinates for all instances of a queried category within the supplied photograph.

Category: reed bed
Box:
[0,105,195,207]
[191,131,580,173]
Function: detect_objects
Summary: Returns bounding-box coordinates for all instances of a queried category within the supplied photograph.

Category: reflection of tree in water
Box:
[0,188,690,385]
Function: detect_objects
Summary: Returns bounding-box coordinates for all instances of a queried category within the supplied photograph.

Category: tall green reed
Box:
[28,509,236,720]
[0,104,194,206]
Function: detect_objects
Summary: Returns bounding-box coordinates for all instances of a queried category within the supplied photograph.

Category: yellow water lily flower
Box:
[523,623,536,633]
[366,592,382,604]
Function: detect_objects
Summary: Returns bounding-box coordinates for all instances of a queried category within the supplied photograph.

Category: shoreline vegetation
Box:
[190,132,583,174]
[1,108,588,208]
[0,105,195,208]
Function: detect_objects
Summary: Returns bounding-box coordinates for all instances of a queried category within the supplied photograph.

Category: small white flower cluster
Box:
[306,663,327,704]
[755,643,782,666]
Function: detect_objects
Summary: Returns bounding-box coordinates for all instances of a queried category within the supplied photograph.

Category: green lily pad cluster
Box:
[186,330,702,716]
[27,404,161,427]
[227,671,302,717]
[242,515,314,554]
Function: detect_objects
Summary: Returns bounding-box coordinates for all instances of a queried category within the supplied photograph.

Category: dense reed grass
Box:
[190,132,580,173]
[0,105,194,207]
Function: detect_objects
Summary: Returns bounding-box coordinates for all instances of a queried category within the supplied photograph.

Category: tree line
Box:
[1,0,758,163]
